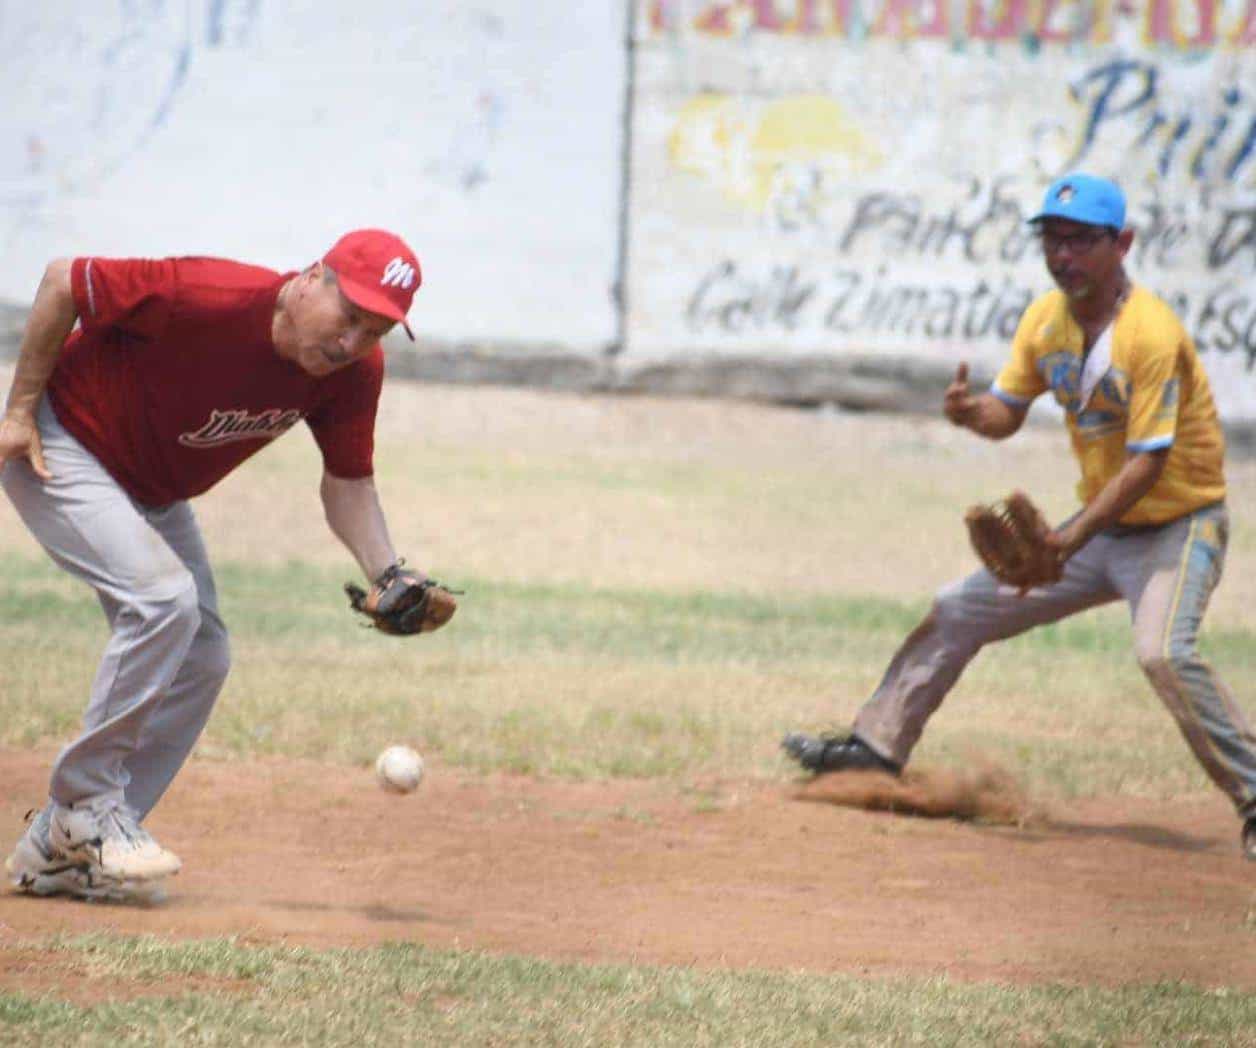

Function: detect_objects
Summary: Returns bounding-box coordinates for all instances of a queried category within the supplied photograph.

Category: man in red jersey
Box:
[0,230,427,901]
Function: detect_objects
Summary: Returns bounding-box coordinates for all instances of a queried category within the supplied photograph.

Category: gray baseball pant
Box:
[853,501,1256,818]
[1,399,231,819]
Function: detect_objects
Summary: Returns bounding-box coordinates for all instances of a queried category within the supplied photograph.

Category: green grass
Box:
[2,935,1255,1047]
[2,552,1252,798]
[3,385,1256,1041]
[9,551,1252,663]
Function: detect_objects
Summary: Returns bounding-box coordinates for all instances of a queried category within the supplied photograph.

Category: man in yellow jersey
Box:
[783,173,1256,861]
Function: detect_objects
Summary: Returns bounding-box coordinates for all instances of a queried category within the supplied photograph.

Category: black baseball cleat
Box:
[1243,816,1256,862]
[781,732,901,776]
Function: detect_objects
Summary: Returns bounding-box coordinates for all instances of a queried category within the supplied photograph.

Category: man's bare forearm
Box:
[1052,450,1168,559]
[4,259,76,418]
[320,472,399,581]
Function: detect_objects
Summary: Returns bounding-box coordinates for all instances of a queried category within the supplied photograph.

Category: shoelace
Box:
[99,805,155,851]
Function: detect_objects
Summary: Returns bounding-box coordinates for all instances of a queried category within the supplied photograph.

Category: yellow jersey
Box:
[992,286,1226,526]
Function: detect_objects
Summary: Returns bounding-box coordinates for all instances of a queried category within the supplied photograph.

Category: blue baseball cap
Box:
[1029,173,1126,229]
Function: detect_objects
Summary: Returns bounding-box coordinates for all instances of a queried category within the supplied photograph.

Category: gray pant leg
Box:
[0,401,206,810]
[854,540,1119,766]
[123,502,231,819]
[1116,505,1256,817]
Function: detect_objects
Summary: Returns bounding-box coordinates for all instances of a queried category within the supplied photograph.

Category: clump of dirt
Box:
[794,761,1039,825]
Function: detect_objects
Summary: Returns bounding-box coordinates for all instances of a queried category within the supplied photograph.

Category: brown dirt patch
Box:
[0,944,254,1005]
[794,763,1036,824]
[2,747,1255,995]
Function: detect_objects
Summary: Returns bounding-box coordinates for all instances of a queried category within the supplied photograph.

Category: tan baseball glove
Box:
[964,490,1062,593]
[345,562,459,636]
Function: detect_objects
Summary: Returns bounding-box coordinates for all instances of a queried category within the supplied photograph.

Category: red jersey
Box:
[46,256,383,506]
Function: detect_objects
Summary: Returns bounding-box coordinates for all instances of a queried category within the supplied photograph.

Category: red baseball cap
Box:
[322,229,421,339]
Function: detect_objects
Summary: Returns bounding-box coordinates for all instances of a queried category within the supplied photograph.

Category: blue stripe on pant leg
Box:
[1153,511,1256,815]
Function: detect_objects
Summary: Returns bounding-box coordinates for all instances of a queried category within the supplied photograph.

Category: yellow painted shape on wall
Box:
[668,93,882,210]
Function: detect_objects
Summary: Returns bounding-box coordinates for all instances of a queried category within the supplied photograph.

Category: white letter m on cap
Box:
[381,257,416,289]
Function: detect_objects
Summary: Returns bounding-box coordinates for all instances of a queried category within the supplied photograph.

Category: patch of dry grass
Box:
[1,366,1253,798]
[5,365,1249,621]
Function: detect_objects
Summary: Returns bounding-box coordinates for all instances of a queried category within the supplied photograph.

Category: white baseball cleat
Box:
[49,802,181,882]
[6,808,168,904]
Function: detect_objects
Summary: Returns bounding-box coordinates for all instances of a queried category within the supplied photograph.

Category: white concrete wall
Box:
[5,1,1256,421]
[0,1,626,348]
[626,0,1256,420]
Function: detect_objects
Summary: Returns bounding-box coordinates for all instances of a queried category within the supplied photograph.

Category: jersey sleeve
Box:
[305,348,385,478]
[70,257,175,340]
[991,298,1048,406]
[1124,327,1181,453]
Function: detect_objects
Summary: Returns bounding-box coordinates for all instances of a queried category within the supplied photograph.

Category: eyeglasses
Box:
[1036,228,1116,255]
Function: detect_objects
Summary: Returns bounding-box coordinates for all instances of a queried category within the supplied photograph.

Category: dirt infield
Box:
[2,748,1255,993]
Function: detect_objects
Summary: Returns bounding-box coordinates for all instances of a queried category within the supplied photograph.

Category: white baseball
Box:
[375,745,424,794]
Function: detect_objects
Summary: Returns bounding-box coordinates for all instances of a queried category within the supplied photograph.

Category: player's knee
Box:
[925,588,992,657]
[1135,646,1195,686]
[929,589,964,630]
[133,572,202,641]
[193,620,232,688]
[1136,647,1167,681]
[167,574,201,624]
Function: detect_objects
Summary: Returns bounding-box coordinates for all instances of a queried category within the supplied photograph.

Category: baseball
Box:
[374,745,424,794]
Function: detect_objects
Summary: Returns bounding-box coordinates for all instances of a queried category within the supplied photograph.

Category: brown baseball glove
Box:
[345,562,459,636]
[964,490,1061,593]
